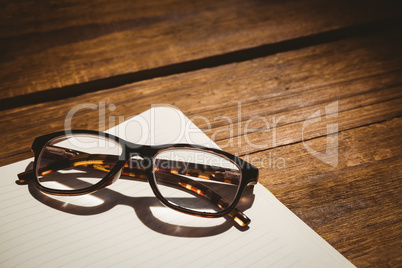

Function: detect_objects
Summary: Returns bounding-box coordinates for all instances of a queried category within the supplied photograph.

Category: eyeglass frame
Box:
[18,130,259,227]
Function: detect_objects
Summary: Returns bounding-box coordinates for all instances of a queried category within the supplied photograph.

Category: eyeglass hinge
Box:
[16,170,33,185]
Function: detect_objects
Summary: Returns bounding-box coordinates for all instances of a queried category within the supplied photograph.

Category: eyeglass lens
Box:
[153,148,242,213]
[36,134,123,191]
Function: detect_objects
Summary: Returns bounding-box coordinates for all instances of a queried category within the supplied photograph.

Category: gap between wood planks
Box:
[0,16,400,111]
[217,97,402,154]
[238,116,400,158]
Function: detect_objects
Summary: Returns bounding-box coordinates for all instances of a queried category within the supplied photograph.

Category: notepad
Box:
[0,107,354,267]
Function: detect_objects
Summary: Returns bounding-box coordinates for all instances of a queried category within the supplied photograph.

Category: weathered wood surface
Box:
[0,0,400,101]
[1,0,401,267]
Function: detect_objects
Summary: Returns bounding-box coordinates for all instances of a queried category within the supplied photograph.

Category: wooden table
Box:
[1,0,401,266]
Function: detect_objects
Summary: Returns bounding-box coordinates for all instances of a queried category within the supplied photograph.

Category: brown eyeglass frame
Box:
[18,130,259,227]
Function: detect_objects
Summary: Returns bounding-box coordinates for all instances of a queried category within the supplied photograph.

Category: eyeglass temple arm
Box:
[19,145,244,186]
[17,147,250,227]
[154,159,241,186]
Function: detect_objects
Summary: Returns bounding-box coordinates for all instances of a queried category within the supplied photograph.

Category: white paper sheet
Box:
[0,107,354,267]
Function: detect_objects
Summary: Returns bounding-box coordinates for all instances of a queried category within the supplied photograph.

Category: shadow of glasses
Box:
[20,162,255,237]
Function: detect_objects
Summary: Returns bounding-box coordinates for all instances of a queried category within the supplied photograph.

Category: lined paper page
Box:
[0,107,354,267]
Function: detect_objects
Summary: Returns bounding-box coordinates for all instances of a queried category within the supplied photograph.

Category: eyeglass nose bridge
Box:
[127,153,153,170]
[103,153,153,188]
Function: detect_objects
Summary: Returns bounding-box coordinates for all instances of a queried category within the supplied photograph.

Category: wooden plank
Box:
[207,83,401,142]
[215,94,402,155]
[0,0,400,100]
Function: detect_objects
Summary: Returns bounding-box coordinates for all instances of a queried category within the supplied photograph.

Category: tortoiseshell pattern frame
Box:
[18,130,259,227]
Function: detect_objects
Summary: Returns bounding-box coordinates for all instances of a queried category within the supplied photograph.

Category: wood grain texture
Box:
[1,1,402,266]
[0,0,400,100]
[2,30,401,164]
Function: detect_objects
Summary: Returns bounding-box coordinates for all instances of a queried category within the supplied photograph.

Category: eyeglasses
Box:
[18,130,259,227]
